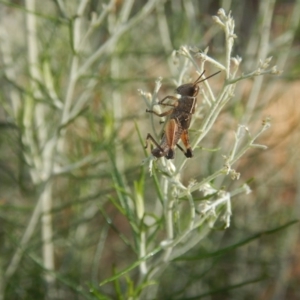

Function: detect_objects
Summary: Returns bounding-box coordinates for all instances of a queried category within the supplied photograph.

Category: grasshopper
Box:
[145,70,220,159]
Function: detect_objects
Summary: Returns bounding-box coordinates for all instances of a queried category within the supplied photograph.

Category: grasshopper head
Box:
[176,83,199,97]
[176,70,221,97]
[176,71,205,97]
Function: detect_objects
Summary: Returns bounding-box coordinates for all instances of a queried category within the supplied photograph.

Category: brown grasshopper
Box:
[145,70,220,159]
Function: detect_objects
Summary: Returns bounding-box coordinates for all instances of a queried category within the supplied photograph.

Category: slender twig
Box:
[242,0,276,124]
[24,1,56,298]
[76,0,165,79]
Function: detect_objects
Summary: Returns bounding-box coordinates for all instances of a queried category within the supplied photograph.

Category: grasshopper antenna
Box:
[193,70,206,84]
[194,70,221,85]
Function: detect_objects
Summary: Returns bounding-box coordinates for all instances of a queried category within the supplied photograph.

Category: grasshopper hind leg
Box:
[177,129,193,158]
[145,133,167,158]
[176,144,193,158]
[166,149,175,159]
[185,148,193,158]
